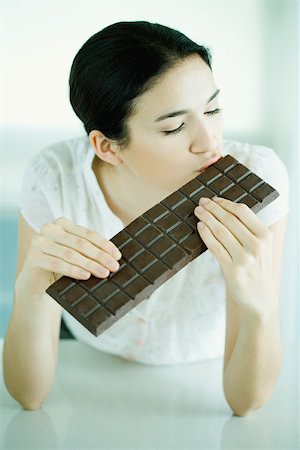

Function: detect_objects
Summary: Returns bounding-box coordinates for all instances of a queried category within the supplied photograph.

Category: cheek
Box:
[216,115,224,135]
[141,150,191,189]
[131,143,182,185]
[139,149,172,178]
[127,135,192,188]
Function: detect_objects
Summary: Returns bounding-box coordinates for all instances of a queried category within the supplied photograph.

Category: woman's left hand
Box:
[194,196,278,319]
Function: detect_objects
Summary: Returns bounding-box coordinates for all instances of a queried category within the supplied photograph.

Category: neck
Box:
[92,157,169,227]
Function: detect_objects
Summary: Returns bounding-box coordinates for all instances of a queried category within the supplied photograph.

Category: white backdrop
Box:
[0,0,299,343]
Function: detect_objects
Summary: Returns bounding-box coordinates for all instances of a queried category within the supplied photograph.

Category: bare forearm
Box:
[3,284,61,410]
[223,308,283,416]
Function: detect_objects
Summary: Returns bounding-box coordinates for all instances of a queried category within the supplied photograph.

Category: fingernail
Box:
[111,250,121,259]
[108,260,119,271]
[200,197,210,205]
[80,270,91,278]
[96,266,109,276]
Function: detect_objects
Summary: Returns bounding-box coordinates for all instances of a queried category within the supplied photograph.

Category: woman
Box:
[3,21,289,415]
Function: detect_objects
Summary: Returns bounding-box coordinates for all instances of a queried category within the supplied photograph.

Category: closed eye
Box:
[162,123,185,136]
[162,108,223,135]
[206,108,222,116]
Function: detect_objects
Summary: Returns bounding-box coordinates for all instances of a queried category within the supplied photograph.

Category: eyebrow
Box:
[154,88,220,122]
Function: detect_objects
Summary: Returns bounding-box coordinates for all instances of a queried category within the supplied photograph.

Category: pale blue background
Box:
[0,0,299,343]
[0,2,299,449]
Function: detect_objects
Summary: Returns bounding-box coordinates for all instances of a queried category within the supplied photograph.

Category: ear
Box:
[89,130,124,166]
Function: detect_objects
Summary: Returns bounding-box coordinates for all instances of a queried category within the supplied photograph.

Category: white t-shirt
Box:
[19,136,289,366]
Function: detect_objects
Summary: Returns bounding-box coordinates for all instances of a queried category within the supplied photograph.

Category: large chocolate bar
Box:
[46,155,279,336]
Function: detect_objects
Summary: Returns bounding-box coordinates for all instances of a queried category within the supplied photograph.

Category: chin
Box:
[171,172,196,192]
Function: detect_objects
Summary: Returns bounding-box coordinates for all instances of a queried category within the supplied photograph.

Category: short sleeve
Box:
[19,150,60,233]
[250,146,290,227]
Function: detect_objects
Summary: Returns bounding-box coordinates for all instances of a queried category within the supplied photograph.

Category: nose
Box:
[189,117,220,155]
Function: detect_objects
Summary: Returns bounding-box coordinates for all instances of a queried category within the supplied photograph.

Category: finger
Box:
[211,197,267,238]
[195,208,240,261]
[41,225,119,273]
[197,221,232,265]
[36,253,93,280]
[54,217,122,259]
[195,197,256,250]
[39,238,111,277]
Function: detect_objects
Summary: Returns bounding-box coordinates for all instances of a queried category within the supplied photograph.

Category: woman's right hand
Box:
[16,217,122,297]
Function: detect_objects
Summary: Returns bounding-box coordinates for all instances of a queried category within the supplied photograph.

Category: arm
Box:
[194,197,288,417]
[3,278,62,411]
[223,299,283,416]
[222,215,287,416]
[3,214,62,410]
[3,212,121,410]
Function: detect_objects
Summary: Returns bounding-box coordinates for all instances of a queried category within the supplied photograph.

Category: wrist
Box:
[240,303,281,333]
[14,277,61,317]
[236,291,280,326]
[15,262,54,299]
[11,289,61,340]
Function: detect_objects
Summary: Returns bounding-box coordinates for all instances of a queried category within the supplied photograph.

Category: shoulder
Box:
[20,135,91,231]
[223,138,287,171]
[27,135,90,182]
[222,138,289,225]
[222,138,289,190]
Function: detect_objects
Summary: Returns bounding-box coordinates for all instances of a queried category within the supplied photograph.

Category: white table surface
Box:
[0,339,298,450]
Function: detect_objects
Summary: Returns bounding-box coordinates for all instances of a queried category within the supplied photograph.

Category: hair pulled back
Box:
[69,21,212,150]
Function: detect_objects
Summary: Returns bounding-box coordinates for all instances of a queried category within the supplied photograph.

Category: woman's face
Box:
[120,54,224,194]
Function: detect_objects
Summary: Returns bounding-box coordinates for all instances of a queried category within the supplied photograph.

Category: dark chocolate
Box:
[46,154,279,336]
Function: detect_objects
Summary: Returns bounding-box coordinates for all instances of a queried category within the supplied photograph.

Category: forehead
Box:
[131,55,216,121]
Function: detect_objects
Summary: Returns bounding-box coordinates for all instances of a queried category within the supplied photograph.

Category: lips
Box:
[197,154,221,172]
